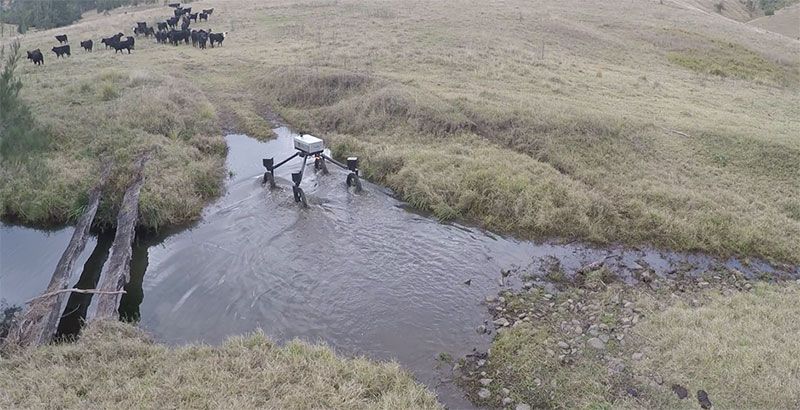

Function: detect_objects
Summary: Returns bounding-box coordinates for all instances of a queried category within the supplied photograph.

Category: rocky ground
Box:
[456,257,800,409]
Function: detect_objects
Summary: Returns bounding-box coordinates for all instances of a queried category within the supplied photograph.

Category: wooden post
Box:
[92,154,149,320]
[3,162,113,349]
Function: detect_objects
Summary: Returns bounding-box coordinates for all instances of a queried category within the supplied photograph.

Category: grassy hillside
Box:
[1,0,798,262]
[0,321,440,409]
[748,3,800,38]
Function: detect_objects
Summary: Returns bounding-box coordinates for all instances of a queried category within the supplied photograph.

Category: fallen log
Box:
[3,162,113,349]
[25,288,126,304]
[92,154,150,320]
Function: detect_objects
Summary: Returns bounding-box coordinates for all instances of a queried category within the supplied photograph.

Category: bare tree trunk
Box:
[3,162,113,349]
[92,154,150,321]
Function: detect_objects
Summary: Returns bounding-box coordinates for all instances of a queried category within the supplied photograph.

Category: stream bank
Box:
[2,128,796,408]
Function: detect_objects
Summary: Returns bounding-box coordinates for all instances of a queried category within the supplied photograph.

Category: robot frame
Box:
[262,134,362,207]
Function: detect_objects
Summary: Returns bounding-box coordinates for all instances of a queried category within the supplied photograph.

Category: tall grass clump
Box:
[0,321,442,409]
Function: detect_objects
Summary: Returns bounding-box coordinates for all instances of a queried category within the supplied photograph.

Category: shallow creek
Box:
[1,128,795,407]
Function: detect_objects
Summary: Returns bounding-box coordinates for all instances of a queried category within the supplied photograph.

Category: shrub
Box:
[0,42,49,159]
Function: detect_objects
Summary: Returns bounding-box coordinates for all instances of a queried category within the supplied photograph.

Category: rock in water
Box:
[697,390,713,409]
[671,384,689,399]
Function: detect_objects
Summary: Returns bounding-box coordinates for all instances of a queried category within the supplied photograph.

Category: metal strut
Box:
[262,146,362,207]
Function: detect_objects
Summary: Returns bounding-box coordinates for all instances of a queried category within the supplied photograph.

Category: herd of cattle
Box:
[25,3,226,66]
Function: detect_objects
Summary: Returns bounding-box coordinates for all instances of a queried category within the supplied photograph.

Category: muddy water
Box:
[1,128,796,407]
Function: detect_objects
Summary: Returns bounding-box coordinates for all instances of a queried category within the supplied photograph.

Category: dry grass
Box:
[474,277,800,409]
[0,0,798,261]
[0,321,441,409]
[633,283,800,409]
[748,3,800,38]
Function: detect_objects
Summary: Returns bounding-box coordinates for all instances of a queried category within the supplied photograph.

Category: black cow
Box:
[134,25,155,37]
[181,16,191,31]
[168,29,190,45]
[168,2,180,7]
[202,8,213,15]
[55,34,68,44]
[113,37,134,53]
[199,12,208,21]
[80,39,93,52]
[209,32,226,47]
[155,30,169,44]
[167,16,179,29]
[157,22,168,31]
[26,49,44,65]
[136,22,147,29]
[188,12,198,22]
[52,45,71,57]
[197,30,209,49]
[101,33,124,49]
[184,7,192,14]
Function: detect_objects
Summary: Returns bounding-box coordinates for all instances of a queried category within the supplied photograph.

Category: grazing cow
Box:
[190,29,198,47]
[167,16,179,29]
[199,12,208,21]
[101,33,124,49]
[209,32,226,47]
[26,49,44,65]
[202,8,213,15]
[188,13,198,22]
[52,45,71,58]
[136,22,147,29]
[168,2,180,7]
[55,34,68,44]
[80,39,93,52]
[113,37,134,54]
[157,21,168,31]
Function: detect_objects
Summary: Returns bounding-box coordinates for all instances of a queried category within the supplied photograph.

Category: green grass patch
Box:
[667,39,799,86]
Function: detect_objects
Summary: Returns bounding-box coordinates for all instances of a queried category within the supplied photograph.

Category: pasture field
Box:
[1,0,798,263]
[1,2,799,408]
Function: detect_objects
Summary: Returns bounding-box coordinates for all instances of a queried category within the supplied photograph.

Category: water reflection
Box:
[55,230,114,339]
